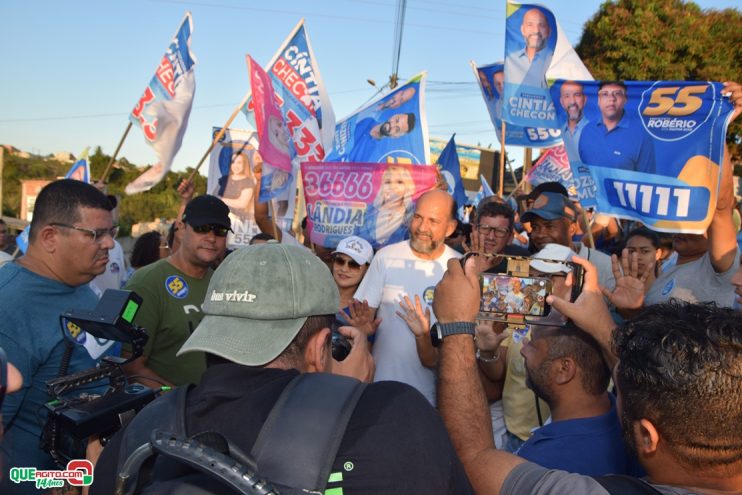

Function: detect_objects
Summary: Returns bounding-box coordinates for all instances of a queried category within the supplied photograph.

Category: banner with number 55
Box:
[550,80,735,233]
[301,162,438,249]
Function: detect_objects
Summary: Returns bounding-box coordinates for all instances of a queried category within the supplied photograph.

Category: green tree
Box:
[576,0,742,161]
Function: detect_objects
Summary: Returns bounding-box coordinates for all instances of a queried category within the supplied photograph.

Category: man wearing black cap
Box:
[123,195,231,386]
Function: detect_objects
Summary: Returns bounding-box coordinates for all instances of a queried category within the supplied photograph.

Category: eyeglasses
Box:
[51,223,119,243]
[476,224,510,238]
[598,90,625,99]
[333,256,362,270]
[190,224,230,237]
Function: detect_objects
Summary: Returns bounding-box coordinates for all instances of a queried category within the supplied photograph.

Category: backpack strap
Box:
[250,372,367,493]
[593,475,663,495]
[116,385,191,474]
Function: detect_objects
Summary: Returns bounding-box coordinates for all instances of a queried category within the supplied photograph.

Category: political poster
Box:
[429,137,480,180]
[242,21,335,231]
[64,147,91,183]
[326,73,430,165]
[550,80,735,232]
[206,127,262,248]
[126,12,197,194]
[301,162,438,249]
[526,145,578,199]
[472,61,561,148]
[503,2,591,130]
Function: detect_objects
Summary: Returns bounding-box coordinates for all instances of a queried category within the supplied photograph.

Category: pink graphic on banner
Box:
[301,162,438,249]
[246,55,292,172]
[526,144,577,198]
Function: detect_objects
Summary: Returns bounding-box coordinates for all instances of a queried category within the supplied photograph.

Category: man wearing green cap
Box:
[91,243,473,494]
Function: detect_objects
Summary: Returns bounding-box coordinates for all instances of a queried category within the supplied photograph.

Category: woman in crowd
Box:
[331,235,379,336]
[624,226,663,293]
[129,231,167,274]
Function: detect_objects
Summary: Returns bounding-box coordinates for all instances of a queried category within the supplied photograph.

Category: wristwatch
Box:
[430,322,476,347]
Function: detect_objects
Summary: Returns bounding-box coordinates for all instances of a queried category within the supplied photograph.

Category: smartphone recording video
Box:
[479,273,552,317]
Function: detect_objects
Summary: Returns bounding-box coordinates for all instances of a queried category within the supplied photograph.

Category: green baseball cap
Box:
[178,243,339,366]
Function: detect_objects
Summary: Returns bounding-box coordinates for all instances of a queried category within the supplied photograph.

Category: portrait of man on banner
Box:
[207,127,261,247]
[550,79,736,233]
[326,74,429,165]
[505,5,556,89]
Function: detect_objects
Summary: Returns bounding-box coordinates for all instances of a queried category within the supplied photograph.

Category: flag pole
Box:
[523,148,533,194]
[498,120,506,197]
[267,199,280,241]
[187,92,250,182]
[98,121,133,183]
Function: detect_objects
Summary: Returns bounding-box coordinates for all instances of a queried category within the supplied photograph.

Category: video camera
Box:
[41,290,159,467]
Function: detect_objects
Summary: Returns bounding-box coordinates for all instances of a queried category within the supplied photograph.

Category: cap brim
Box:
[187,217,233,230]
[530,259,570,274]
[332,249,367,266]
[521,209,564,223]
[177,314,307,366]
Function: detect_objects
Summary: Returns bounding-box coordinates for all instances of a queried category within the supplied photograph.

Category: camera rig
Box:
[41,290,159,467]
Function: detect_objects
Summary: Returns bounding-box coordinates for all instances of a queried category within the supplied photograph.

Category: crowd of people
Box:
[0,82,740,494]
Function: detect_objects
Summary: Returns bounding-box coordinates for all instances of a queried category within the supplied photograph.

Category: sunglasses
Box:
[190,224,230,237]
[333,256,362,270]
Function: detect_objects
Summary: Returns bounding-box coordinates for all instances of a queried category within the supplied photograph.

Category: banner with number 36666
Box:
[301,162,438,249]
[550,80,735,233]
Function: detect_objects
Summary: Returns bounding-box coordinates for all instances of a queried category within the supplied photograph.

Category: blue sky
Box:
[1,0,739,175]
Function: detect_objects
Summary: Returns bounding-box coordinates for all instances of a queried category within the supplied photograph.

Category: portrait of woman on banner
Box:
[361,164,416,248]
[211,146,257,220]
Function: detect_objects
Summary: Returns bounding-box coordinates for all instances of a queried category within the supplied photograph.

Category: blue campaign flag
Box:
[64,147,91,183]
[473,175,496,208]
[436,135,468,220]
[472,61,562,148]
[550,80,735,233]
[326,73,429,164]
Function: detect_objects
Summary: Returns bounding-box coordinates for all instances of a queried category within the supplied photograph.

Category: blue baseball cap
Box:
[521,192,577,223]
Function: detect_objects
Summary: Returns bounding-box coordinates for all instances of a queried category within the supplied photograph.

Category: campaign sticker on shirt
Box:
[165,275,189,299]
[64,319,86,344]
[511,325,529,344]
[661,278,675,296]
[110,262,120,274]
[422,286,436,305]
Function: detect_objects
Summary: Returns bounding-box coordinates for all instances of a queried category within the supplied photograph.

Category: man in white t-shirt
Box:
[355,190,460,404]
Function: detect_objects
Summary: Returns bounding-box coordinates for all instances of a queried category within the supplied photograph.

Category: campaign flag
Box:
[526,145,578,199]
[206,127,263,248]
[550,80,735,233]
[247,55,295,206]
[64,147,91,183]
[503,2,592,130]
[242,20,335,159]
[125,12,197,194]
[472,174,496,208]
[473,61,561,148]
[301,162,438,249]
[326,73,429,164]
[435,135,468,220]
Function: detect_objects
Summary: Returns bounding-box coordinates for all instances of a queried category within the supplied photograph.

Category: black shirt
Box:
[92,365,473,494]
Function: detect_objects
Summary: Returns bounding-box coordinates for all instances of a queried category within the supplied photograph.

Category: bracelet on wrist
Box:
[476,348,499,363]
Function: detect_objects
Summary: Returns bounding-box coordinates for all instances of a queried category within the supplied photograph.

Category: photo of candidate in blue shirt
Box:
[559,81,589,162]
[505,7,554,89]
[579,81,657,174]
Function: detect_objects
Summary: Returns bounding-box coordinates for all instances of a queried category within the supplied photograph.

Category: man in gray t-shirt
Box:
[435,253,742,494]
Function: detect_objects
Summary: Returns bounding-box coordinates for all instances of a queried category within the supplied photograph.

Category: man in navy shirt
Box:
[516,324,641,476]
[579,81,656,174]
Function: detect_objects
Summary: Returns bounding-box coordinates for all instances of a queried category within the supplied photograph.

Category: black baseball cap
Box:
[182,195,231,229]
[528,182,569,199]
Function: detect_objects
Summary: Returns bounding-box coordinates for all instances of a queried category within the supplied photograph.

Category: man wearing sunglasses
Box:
[0,179,116,491]
[123,195,231,388]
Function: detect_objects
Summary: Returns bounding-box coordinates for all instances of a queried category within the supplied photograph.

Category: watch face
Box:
[430,323,443,348]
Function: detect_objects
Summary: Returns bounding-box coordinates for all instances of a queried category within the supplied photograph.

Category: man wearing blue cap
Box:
[521,190,614,292]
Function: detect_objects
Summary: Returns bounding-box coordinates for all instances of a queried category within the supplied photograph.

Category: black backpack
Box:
[114,373,366,495]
